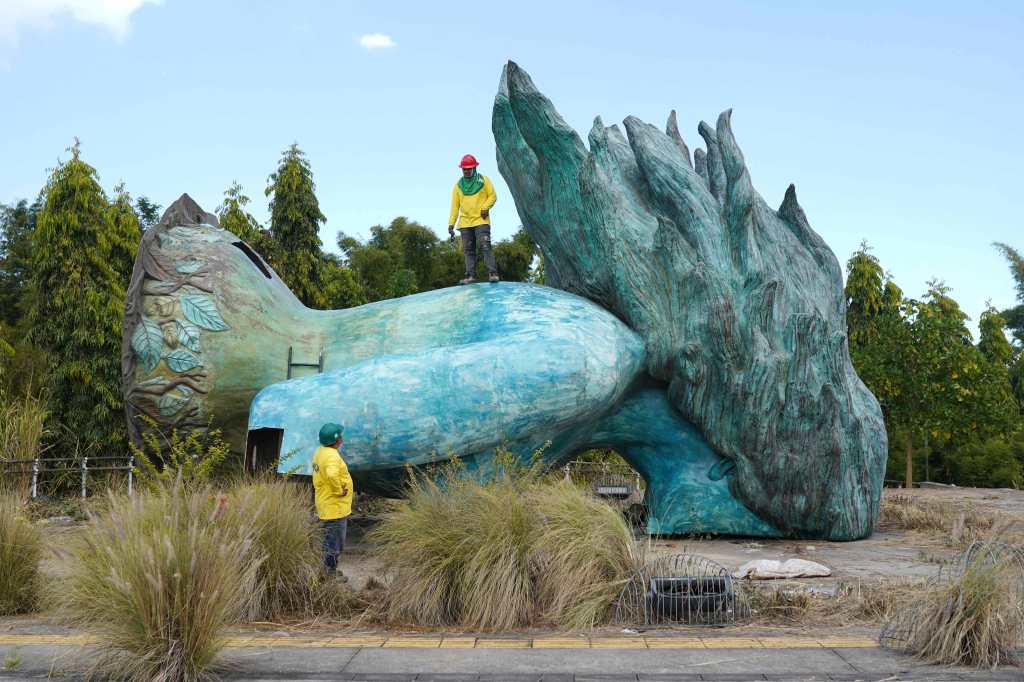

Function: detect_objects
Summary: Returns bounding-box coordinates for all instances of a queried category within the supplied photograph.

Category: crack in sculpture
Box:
[493,62,887,539]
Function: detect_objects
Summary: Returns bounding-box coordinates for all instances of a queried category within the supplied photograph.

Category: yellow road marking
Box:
[590,637,647,649]
[757,638,822,648]
[0,633,881,650]
[475,638,530,648]
[701,638,764,648]
[383,638,442,648]
[439,637,477,648]
[531,638,590,648]
[644,638,705,649]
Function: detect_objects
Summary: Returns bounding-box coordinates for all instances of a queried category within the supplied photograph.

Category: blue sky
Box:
[2,1,1022,333]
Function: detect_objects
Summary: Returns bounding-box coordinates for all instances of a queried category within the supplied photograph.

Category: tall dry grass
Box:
[59,484,262,682]
[879,494,995,547]
[902,558,1024,667]
[0,395,48,498]
[226,477,358,622]
[0,494,41,615]
[371,461,641,630]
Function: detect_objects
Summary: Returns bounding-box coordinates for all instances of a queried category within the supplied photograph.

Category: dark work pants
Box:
[321,517,347,574]
[460,224,497,277]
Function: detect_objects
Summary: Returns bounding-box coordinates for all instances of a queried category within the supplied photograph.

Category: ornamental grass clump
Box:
[59,484,262,682]
[226,477,358,621]
[901,558,1024,668]
[372,456,641,630]
[0,494,42,616]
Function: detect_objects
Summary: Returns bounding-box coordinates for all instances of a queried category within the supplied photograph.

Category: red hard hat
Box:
[459,154,479,169]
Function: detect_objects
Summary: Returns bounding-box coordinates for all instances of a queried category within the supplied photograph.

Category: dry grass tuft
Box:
[371,457,642,630]
[879,494,995,547]
[0,494,41,615]
[901,558,1023,667]
[58,484,262,681]
[747,578,925,626]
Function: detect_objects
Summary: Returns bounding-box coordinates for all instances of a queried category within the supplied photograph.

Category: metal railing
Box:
[0,455,134,498]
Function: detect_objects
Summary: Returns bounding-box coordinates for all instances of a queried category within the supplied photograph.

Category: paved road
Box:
[1,643,1020,681]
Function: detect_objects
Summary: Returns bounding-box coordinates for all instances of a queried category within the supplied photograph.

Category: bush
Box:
[944,437,1024,489]
[372,458,641,630]
[226,476,357,621]
[130,418,231,492]
[0,494,41,615]
[900,557,1023,667]
[59,484,261,681]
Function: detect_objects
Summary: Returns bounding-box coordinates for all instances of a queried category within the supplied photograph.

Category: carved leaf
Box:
[180,295,229,331]
[158,392,190,417]
[163,349,203,373]
[130,318,164,372]
[175,320,201,352]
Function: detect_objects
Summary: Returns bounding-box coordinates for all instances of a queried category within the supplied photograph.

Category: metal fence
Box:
[0,455,134,498]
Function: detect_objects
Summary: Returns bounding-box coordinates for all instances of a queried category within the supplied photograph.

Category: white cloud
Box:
[0,0,161,46]
[358,32,395,50]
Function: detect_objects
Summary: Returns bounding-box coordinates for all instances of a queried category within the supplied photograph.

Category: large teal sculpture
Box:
[121,63,886,540]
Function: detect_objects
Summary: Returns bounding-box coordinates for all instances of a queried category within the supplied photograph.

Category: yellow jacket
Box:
[311,445,354,520]
[449,176,497,229]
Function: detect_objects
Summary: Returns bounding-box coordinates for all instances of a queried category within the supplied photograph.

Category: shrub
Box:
[59,484,261,681]
[226,477,356,621]
[130,417,231,492]
[0,494,41,615]
[372,457,641,630]
[900,557,1023,667]
[878,494,994,546]
[944,437,1024,489]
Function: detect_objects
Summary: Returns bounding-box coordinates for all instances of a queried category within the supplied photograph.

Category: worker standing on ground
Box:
[311,422,354,578]
[448,154,499,285]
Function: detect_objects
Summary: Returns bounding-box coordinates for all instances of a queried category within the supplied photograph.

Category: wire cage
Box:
[613,553,747,627]
[562,460,644,505]
[880,540,1024,652]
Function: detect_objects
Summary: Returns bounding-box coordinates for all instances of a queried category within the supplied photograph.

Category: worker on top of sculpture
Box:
[312,422,354,578]
[448,154,499,285]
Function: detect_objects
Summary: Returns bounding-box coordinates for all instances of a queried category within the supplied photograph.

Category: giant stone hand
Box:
[493,62,886,539]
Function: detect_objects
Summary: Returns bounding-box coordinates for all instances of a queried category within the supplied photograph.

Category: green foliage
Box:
[321,253,368,309]
[266,144,327,307]
[133,196,161,230]
[28,144,129,453]
[0,197,41,327]
[371,452,640,629]
[0,494,41,616]
[0,394,49,499]
[943,435,1024,489]
[130,417,231,491]
[978,306,1015,367]
[218,181,266,246]
[59,484,261,681]
[107,182,142,286]
[994,242,1024,346]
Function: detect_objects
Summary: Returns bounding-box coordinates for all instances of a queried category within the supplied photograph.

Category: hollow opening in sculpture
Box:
[564,449,648,526]
[245,427,283,474]
[232,241,273,279]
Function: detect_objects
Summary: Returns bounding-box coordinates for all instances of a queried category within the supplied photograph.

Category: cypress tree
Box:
[29,143,128,451]
[108,182,142,287]
[265,144,327,307]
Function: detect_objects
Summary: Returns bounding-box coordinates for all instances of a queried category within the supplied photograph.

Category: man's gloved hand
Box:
[481,209,489,219]
[448,225,455,241]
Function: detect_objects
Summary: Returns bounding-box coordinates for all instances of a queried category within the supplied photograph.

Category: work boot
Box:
[460,276,476,285]
[489,274,500,283]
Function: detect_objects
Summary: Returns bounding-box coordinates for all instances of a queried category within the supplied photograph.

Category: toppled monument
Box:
[121,63,886,540]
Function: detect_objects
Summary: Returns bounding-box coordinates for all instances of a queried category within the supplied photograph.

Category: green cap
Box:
[318,422,344,446]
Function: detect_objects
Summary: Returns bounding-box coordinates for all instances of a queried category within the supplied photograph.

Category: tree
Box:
[978,305,1014,368]
[218,181,265,245]
[0,197,41,327]
[134,196,162,230]
[321,254,366,309]
[490,226,536,283]
[266,144,327,308]
[108,183,142,286]
[28,142,129,451]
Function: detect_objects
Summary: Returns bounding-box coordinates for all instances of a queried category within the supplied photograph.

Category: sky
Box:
[1,0,1022,334]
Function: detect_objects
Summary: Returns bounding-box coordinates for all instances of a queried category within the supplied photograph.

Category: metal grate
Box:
[613,553,747,627]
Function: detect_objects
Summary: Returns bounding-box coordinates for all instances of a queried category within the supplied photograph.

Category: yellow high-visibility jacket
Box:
[449,176,497,229]
[311,445,354,520]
